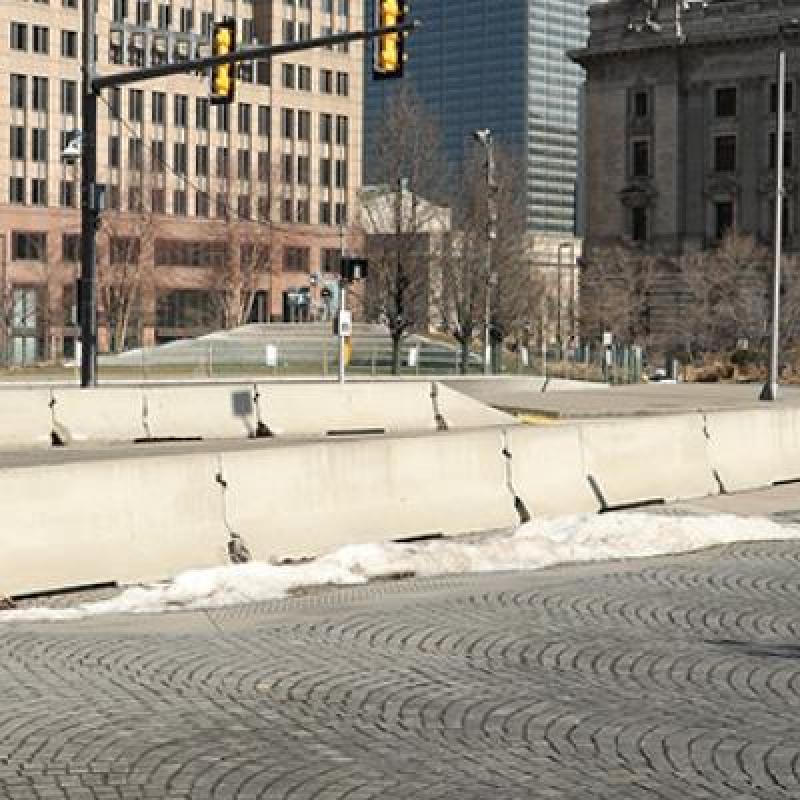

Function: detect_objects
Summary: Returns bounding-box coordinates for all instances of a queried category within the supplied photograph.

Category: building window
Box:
[238,103,251,134]
[195,145,209,177]
[715,200,734,239]
[297,200,310,223]
[60,180,76,208]
[216,147,229,178]
[238,149,251,180]
[320,69,333,94]
[196,97,209,130]
[282,108,294,138]
[632,90,648,118]
[128,186,143,212]
[216,104,230,132]
[632,140,649,178]
[109,136,121,168]
[283,247,310,272]
[631,206,648,242]
[336,72,349,97]
[10,22,28,51]
[32,77,48,111]
[32,26,49,54]
[257,196,270,222]
[195,191,210,218]
[319,158,331,187]
[152,188,165,214]
[129,89,144,122]
[715,87,737,118]
[109,87,121,119]
[9,177,25,205]
[281,198,293,222]
[173,142,187,175]
[61,30,78,58]
[297,156,310,185]
[336,115,348,146]
[258,105,271,137]
[173,190,187,216]
[11,74,26,109]
[31,179,47,207]
[256,60,271,86]
[769,131,794,169]
[281,153,293,183]
[31,128,47,162]
[174,94,188,127]
[770,81,794,114]
[257,152,271,182]
[61,80,77,114]
[714,135,736,172]
[282,20,295,42]
[320,113,332,144]
[10,127,25,161]
[298,66,312,91]
[151,139,166,171]
[152,91,166,125]
[282,63,295,89]
[237,195,251,220]
[12,232,47,261]
[62,233,80,262]
[321,248,340,272]
[298,22,311,40]
[335,203,347,225]
[298,111,311,141]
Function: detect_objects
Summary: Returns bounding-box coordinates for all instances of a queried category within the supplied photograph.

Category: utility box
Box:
[334,309,353,337]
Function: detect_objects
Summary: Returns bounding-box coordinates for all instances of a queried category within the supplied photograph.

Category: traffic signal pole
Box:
[78,0,418,387]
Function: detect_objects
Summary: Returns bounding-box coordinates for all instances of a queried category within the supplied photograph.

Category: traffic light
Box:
[374,0,407,80]
[211,17,236,105]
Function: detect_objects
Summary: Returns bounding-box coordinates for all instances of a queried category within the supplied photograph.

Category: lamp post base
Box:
[760,381,778,402]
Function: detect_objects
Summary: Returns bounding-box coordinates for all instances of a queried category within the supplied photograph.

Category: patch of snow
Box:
[2,512,796,622]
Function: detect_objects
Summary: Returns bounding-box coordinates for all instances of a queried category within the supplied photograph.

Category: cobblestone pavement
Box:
[4,539,800,799]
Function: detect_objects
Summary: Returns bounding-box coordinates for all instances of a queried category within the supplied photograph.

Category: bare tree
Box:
[363,87,449,373]
[677,232,770,355]
[438,146,529,373]
[579,243,661,348]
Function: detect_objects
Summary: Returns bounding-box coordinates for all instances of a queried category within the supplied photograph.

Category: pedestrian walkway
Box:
[3,526,800,799]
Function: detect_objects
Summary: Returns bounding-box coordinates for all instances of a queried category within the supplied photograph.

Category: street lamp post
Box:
[473,128,497,375]
[762,47,786,402]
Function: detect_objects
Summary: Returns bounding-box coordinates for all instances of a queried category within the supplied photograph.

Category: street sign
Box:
[265,344,277,367]
[335,309,352,337]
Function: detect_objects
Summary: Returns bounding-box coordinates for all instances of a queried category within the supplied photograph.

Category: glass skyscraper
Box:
[364,0,589,234]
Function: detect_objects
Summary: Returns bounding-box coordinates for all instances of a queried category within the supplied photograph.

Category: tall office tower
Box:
[0,0,362,364]
[364,0,590,235]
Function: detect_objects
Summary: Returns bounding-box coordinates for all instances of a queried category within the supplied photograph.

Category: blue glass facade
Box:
[364,0,589,233]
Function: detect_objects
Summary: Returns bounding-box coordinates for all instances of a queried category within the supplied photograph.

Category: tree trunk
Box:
[391,331,402,375]
[459,337,470,375]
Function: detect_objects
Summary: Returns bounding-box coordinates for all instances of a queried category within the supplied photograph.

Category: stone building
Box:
[571,0,799,253]
[0,0,362,363]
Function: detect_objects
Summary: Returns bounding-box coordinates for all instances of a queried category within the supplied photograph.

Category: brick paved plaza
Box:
[3,536,800,799]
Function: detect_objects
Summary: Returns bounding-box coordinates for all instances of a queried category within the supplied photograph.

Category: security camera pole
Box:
[77,0,417,387]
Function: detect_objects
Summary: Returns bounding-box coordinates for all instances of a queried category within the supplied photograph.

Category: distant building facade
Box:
[364,0,589,236]
[0,0,362,363]
[572,0,799,254]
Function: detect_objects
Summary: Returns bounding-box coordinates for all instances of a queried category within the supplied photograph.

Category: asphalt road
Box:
[3,529,800,799]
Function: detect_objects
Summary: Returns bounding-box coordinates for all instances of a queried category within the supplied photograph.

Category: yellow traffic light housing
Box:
[211,17,236,105]
[374,0,407,80]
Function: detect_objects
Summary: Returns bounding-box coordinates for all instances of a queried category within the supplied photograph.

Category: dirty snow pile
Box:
[2,512,797,622]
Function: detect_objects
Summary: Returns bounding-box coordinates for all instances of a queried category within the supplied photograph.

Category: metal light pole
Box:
[80,0,99,387]
[473,129,497,375]
[761,47,787,402]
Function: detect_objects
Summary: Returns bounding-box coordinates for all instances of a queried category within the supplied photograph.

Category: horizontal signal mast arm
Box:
[93,20,420,91]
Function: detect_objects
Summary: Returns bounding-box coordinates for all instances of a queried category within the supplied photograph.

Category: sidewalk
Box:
[448,379,800,418]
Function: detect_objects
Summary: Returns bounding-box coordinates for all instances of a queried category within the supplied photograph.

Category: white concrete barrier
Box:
[507,425,599,516]
[256,382,439,436]
[0,453,228,597]
[705,408,800,492]
[580,414,718,508]
[434,382,517,429]
[51,387,146,443]
[0,389,53,448]
[144,385,260,439]
[221,428,518,562]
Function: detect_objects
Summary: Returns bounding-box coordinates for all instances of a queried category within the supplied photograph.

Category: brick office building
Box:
[1,0,362,363]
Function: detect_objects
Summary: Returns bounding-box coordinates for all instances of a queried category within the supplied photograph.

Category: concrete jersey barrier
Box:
[0,388,53,448]
[434,383,517,429]
[256,382,440,436]
[144,384,260,440]
[580,413,718,508]
[507,425,600,516]
[51,387,146,444]
[220,428,519,562]
[0,453,228,597]
[704,408,800,492]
